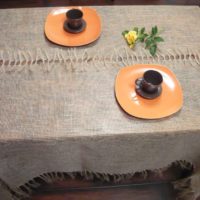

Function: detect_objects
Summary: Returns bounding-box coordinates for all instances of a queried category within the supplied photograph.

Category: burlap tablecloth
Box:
[0,5,200,199]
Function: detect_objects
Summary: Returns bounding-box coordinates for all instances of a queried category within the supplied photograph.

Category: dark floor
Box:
[0,0,200,8]
[30,162,193,200]
[32,183,176,200]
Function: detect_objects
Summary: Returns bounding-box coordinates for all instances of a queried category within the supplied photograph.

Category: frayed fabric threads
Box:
[174,171,200,200]
[0,47,199,74]
[0,160,192,200]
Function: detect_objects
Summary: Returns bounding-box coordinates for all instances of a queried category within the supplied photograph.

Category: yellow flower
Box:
[124,31,138,48]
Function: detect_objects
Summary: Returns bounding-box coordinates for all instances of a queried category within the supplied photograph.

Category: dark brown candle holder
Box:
[64,9,86,34]
[135,70,163,99]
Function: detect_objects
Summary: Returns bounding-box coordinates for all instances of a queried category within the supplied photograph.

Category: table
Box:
[1,0,200,8]
[0,5,200,200]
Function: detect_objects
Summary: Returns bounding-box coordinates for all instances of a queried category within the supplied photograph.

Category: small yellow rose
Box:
[124,31,138,46]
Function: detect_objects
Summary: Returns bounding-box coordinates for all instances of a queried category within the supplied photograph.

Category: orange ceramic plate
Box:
[44,7,101,46]
[115,64,183,119]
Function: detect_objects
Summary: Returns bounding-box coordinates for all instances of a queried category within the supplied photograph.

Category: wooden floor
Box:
[0,0,200,8]
[29,162,193,200]
[32,183,176,200]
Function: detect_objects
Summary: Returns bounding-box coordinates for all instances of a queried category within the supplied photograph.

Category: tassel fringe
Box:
[0,160,193,200]
[0,47,199,73]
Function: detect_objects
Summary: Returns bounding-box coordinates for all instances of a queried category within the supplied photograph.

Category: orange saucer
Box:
[44,7,101,46]
[115,64,183,119]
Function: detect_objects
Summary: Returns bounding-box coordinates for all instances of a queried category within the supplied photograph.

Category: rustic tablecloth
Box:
[0,5,200,199]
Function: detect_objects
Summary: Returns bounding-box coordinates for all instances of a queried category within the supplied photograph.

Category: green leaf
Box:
[145,38,153,48]
[138,36,145,42]
[155,26,158,34]
[151,26,158,35]
[133,27,139,33]
[141,27,145,34]
[149,44,157,56]
[137,37,144,42]
[122,30,129,36]
[141,34,148,42]
[154,36,164,42]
